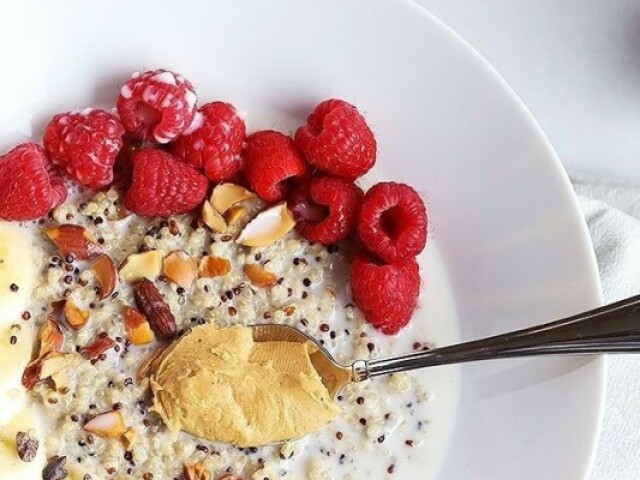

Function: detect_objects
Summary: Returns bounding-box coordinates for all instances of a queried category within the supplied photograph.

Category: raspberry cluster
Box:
[0,69,428,334]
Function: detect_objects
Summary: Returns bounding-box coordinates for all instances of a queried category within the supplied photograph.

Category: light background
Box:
[414,2,640,478]
[416,0,639,182]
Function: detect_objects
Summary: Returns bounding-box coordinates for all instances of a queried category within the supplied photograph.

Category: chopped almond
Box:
[63,299,90,331]
[45,224,102,260]
[39,352,82,379]
[90,254,118,300]
[243,264,277,287]
[122,428,138,450]
[123,306,154,346]
[236,202,295,247]
[201,201,227,233]
[198,256,231,278]
[183,460,212,480]
[225,204,246,225]
[84,410,126,439]
[119,250,162,283]
[38,316,64,357]
[210,183,255,214]
[163,251,197,290]
[81,335,116,360]
[22,360,42,390]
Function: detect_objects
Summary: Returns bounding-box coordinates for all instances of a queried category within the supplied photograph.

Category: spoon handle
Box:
[354,294,640,380]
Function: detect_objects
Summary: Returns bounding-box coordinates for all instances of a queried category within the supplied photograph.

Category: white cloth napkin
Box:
[571,175,640,480]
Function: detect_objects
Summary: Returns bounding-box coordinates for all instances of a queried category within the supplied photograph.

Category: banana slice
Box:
[0,407,46,480]
[0,222,37,327]
[0,321,34,426]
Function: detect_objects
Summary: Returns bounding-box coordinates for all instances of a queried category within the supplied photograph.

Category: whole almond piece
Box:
[243,264,277,287]
[90,254,118,300]
[133,279,177,340]
[46,224,102,260]
[198,256,231,278]
[63,299,90,331]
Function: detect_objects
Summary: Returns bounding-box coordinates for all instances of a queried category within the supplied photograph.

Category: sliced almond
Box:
[210,183,255,214]
[46,224,102,260]
[201,201,227,233]
[90,254,118,299]
[123,306,154,346]
[236,202,295,247]
[137,345,169,383]
[243,264,277,287]
[63,299,90,331]
[119,250,162,283]
[225,204,247,225]
[84,410,126,439]
[224,204,250,236]
[39,352,82,379]
[38,316,64,357]
[163,251,197,290]
[198,256,231,278]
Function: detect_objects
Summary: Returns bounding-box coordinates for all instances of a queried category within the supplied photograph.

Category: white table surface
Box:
[415,0,640,183]
[413,2,639,479]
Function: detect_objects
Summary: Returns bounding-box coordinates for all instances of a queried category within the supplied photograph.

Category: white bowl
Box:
[0,1,603,479]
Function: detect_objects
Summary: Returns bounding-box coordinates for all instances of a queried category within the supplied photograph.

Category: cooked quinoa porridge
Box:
[15,187,434,480]
[0,68,456,480]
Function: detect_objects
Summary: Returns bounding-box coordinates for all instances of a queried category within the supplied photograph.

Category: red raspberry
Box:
[357,182,427,263]
[124,149,208,217]
[295,99,376,179]
[350,253,420,335]
[170,102,246,182]
[244,131,308,202]
[43,109,125,189]
[0,143,66,220]
[289,176,363,244]
[116,69,197,144]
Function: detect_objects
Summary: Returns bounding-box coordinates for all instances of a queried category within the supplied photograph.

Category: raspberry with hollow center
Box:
[244,130,308,202]
[43,109,125,189]
[295,99,376,179]
[124,149,208,217]
[357,181,427,263]
[117,69,197,144]
[289,176,363,245]
[350,253,420,335]
[0,143,66,220]
[170,101,246,182]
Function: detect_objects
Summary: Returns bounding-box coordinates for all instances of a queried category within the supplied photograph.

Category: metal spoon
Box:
[249,294,640,399]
